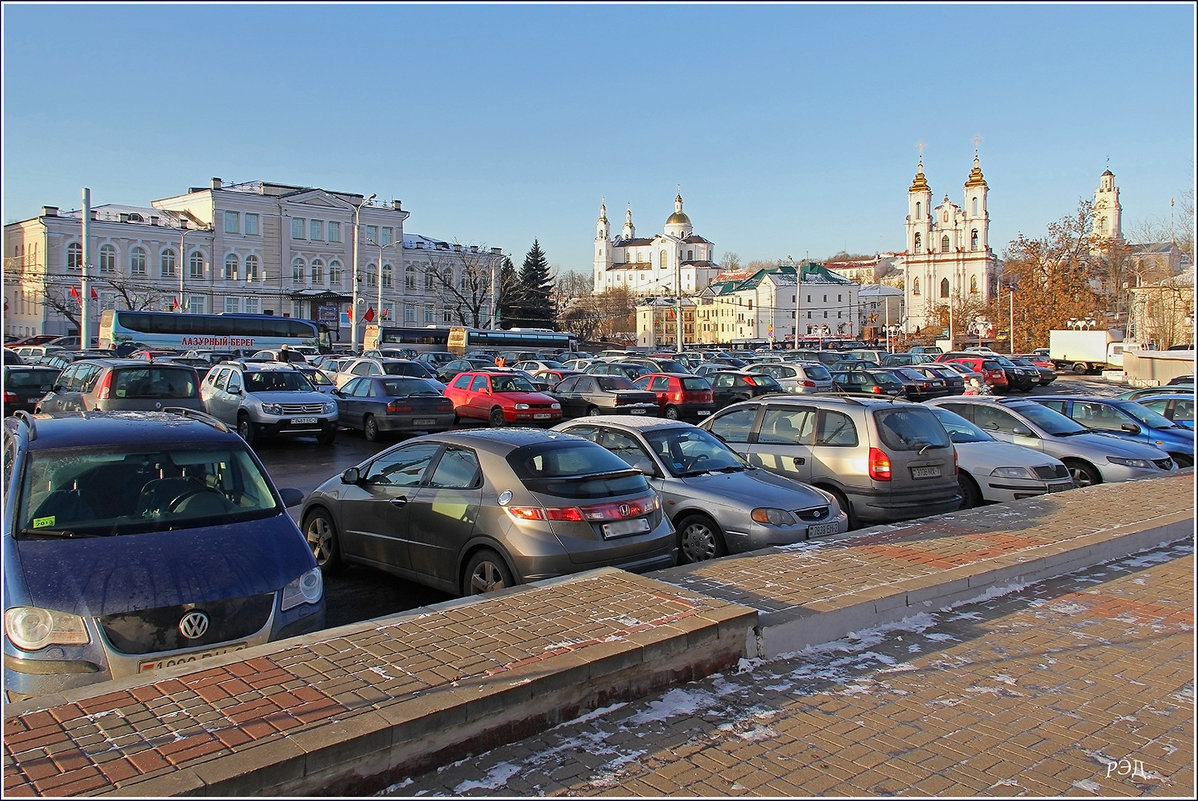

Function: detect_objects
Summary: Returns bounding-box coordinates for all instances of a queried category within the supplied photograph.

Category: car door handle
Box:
[792,456,805,467]
[390,497,409,507]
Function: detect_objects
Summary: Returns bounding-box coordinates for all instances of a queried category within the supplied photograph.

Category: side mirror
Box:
[631,458,657,477]
[341,467,362,485]
[1120,422,1142,435]
[278,487,304,508]
[1011,424,1034,437]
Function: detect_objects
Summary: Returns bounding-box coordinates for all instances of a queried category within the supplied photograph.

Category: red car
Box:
[632,372,716,421]
[935,355,1009,392]
[443,370,562,427]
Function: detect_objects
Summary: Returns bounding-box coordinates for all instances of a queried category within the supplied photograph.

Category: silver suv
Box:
[201,361,338,445]
[700,394,961,529]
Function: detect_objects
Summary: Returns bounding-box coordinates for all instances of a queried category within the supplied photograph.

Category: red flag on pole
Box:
[346,308,352,322]
[70,286,80,306]
[172,297,180,310]
[364,306,375,323]
[90,286,98,300]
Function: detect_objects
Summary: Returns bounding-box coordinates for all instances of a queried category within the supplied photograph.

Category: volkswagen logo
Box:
[179,611,210,640]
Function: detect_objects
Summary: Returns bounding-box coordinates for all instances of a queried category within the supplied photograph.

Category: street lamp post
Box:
[348,193,376,352]
[369,235,404,325]
[177,223,206,313]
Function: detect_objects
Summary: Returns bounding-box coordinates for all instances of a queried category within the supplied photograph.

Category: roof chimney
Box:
[211,177,222,189]
[41,206,58,217]
[392,199,403,211]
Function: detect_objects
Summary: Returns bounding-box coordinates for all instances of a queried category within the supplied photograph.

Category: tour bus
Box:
[364,325,578,355]
[99,310,335,355]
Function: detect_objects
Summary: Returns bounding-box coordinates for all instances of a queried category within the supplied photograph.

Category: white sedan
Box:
[928,405,1075,508]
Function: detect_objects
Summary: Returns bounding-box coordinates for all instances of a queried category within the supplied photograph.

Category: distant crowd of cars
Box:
[2,338,1193,703]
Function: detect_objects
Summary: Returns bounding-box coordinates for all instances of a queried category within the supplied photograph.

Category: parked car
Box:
[906,363,966,395]
[1117,384,1195,403]
[549,373,660,419]
[926,404,1075,508]
[555,416,847,562]
[880,352,936,367]
[745,361,835,394]
[295,365,338,395]
[925,396,1177,487]
[1135,394,1195,430]
[829,367,906,397]
[2,409,324,701]
[443,370,562,427]
[935,354,1010,393]
[415,351,458,370]
[333,357,440,389]
[1009,356,1057,386]
[299,428,676,596]
[511,359,567,373]
[436,356,497,384]
[633,372,717,421]
[529,368,585,391]
[584,361,657,381]
[708,370,784,409]
[2,348,25,365]
[35,358,205,414]
[332,375,456,441]
[1026,395,1194,468]
[700,394,961,529]
[875,366,950,401]
[2,365,61,415]
[200,361,339,445]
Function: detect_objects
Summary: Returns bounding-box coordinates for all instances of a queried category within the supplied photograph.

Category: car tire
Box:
[664,406,680,420]
[488,407,507,427]
[677,513,726,563]
[316,426,337,446]
[1063,459,1102,488]
[363,415,380,442]
[823,485,857,530]
[302,508,343,574]
[958,472,983,509]
[462,548,515,595]
[587,405,602,417]
[236,413,256,445]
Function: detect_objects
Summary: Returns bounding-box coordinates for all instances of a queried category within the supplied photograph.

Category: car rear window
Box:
[507,442,648,499]
[113,367,199,398]
[873,407,952,451]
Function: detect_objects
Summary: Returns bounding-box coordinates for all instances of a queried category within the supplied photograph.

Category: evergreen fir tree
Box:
[514,240,555,329]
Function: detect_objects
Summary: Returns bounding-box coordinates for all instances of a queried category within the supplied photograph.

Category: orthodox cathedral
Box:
[593,194,720,296]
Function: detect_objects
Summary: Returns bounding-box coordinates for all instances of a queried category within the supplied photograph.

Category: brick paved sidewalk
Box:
[397,540,1195,797]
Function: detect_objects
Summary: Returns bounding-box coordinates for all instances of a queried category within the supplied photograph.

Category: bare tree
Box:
[560,287,636,343]
[420,247,509,328]
[719,252,741,273]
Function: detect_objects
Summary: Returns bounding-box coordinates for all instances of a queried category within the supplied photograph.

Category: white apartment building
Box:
[3,178,505,343]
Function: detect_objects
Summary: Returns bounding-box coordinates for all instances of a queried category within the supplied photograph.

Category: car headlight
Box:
[263,402,283,415]
[5,606,90,651]
[514,403,530,410]
[1107,456,1155,469]
[989,466,1035,479]
[281,567,323,611]
[751,507,799,526]
[323,401,336,414]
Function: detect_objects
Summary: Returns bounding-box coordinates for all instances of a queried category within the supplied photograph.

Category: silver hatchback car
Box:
[555,415,847,562]
[300,428,677,596]
[746,361,835,394]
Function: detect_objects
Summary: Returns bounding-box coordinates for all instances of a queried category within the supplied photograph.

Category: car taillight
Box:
[802,379,815,387]
[3,390,17,405]
[96,372,113,400]
[871,386,883,394]
[868,447,891,481]
[386,401,412,413]
[507,493,659,522]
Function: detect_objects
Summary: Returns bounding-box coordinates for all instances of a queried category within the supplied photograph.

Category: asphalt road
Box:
[252,372,1128,629]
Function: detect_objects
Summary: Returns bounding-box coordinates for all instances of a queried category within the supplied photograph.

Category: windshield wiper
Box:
[19,527,99,539]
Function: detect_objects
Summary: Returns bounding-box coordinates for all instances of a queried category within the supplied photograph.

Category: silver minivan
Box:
[746,361,834,394]
[700,395,961,529]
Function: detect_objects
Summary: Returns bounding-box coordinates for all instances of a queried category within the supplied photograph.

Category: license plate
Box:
[533,413,551,420]
[697,409,711,416]
[601,517,651,538]
[291,417,318,425]
[807,521,841,537]
[631,408,646,414]
[413,418,435,426]
[139,643,247,673]
[911,465,942,479]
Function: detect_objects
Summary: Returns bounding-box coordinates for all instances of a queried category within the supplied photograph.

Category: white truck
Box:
[1048,329,1125,374]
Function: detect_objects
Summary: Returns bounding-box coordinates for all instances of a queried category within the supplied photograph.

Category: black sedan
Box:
[906,363,965,395]
[333,376,456,441]
[2,365,61,414]
[550,374,660,418]
[1009,356,1057,387]
[707,370,785,410]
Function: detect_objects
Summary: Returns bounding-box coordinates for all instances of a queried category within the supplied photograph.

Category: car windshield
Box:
[643,426,745,477]
[491,376,536,392]
[874,407,952,451]
[246,371,314,392]
[1112,400,1182,430]
[16,445,280,538]
[929,406,993,443]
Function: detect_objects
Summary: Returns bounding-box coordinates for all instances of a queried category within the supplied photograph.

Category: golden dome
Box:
[965,156,987,188]
[909,160,930,192]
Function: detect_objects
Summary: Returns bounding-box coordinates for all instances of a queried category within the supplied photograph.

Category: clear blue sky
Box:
[3,3,1194,277]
